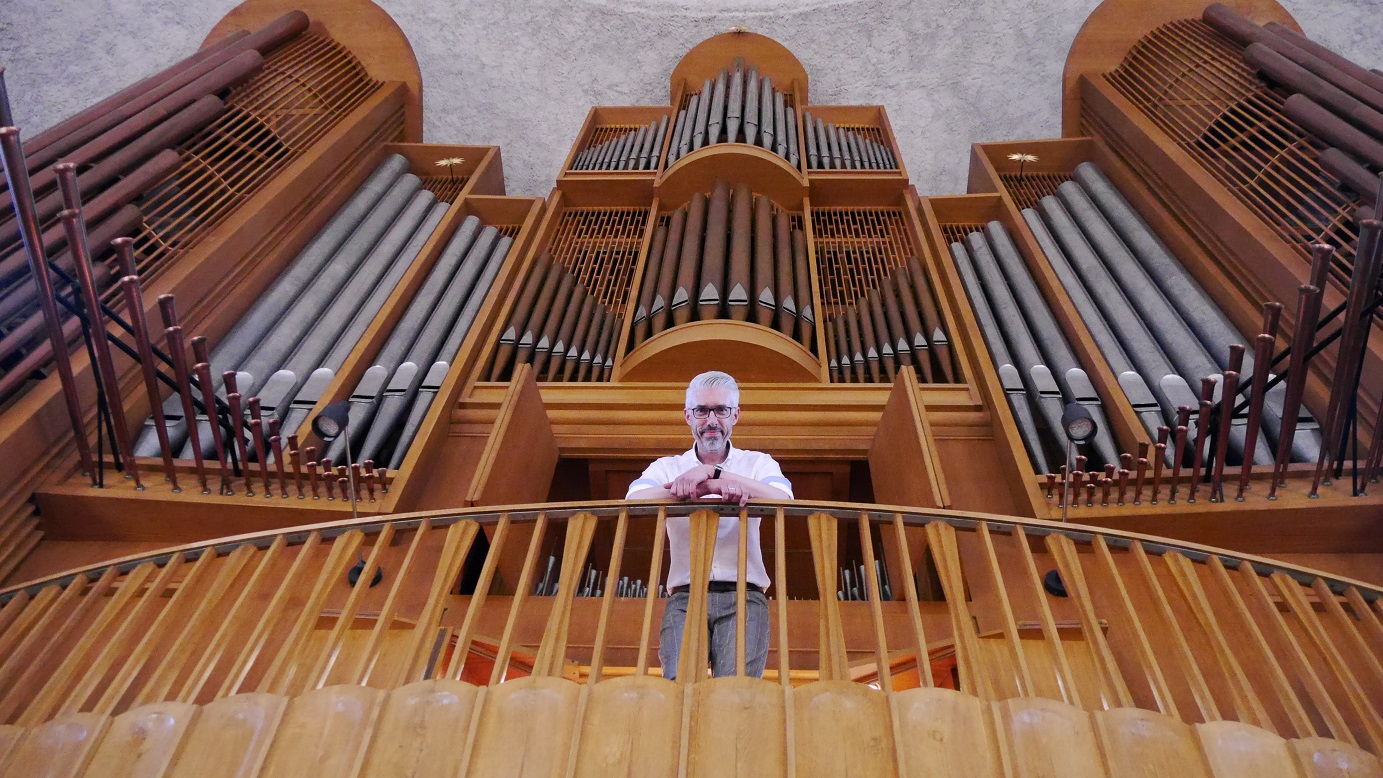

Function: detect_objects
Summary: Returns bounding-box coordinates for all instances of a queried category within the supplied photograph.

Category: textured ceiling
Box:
[0,0,1376,199]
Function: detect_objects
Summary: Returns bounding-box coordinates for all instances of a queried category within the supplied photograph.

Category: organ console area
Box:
[0,0,1378,774]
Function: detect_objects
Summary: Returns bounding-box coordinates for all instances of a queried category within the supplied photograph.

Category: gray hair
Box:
[685,371,740,409]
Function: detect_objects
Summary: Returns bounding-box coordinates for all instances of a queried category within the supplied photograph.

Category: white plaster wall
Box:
[0,0,1376,199]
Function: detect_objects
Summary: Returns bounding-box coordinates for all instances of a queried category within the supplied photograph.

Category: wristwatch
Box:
[712,466,722,480]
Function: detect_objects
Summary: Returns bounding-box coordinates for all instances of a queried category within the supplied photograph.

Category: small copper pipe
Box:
[1212,369,1240,502]
[363,462,377,502]
[1117,469,1130,506]
[1260,301,1283,341]
[305,446,319,498]
[117,270,178,491]
[1101,470,1113,507]
[1170,408,1191,503]
[1151,427,1169,504]
[1189,378,1215,503]
[271,435,288,497]
[1271,283,1323,498]
[1119,453,1132,473]
[193,355,232,494]
[379,467,389,493]
[1056,466,1068,507]
[338,477,350,503]
[1133,442,1149,505]
[227,391,251,495]
[163,325,209,493]
[288,433,304,498]
[57,201,142,487]
[247,397,271,496]
[1238,333,1275,501]
[1044,473,1056,499]
[1075,455,1087,474]
[1084,478,1096,508]
[1071,472,1084,507]
[248,419,269,497]
[0,127,94,482]
[321,459,335,499]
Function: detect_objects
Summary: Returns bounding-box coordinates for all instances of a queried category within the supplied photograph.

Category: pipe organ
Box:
[0,0,1378,773]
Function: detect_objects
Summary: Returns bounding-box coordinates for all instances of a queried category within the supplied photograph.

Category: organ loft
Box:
[0,0,1378,773]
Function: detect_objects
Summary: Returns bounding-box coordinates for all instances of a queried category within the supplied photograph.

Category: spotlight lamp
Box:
[1061,402,1098,443]
[312,400,351,442]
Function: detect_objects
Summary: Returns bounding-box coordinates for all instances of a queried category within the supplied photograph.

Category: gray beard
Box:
[697,431,728,453]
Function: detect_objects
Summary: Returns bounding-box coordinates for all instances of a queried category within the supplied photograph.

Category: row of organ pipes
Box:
[0,13,310,406]
[488,253,618,383]
[666,59,799,167]
[13,147,512,496]
[630,179,815,349]
[824,255,957,384]
[1204,3,1383,219]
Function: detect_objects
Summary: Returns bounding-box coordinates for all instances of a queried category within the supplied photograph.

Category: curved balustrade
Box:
[0,500,1379,773]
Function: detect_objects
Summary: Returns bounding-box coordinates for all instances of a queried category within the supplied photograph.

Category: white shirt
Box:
[626,444,793,590]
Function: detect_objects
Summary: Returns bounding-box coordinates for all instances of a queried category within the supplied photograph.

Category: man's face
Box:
[685,386,739,454]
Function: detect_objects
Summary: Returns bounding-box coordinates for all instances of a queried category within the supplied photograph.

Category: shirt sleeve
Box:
[755,455,794,499]
[626,457,671,498]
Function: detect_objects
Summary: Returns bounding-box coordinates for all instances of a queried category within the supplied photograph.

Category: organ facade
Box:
[0,0,1378,773]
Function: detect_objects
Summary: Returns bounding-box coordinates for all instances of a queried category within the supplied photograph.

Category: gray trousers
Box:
[659,590,770,680]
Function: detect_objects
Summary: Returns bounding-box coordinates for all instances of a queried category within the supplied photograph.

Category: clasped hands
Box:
[663,464,749,506]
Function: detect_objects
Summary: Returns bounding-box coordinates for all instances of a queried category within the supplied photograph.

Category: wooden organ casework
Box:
[0,0,1379,774]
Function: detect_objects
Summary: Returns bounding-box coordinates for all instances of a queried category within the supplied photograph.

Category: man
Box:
[626,371,793,679]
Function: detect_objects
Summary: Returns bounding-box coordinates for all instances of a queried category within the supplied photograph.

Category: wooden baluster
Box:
[20,563,159,726]
[1091,537,1179,719]
[215,533,324,699]
[534,512,598,677]
[587,508,629,684]
[59,554,188,716]
[635,507,667,676]
[1128,540,1222,723]
[258,530,366,696]
[1008,525,1081,708]
[490,513,549,685]
[445,516,511,682]
[1344,587,1383,658]
[132,544,256,708]
[1047,534,1134,709]
[1167,551,1273,725]
[175,536,289,704]
[1311,579,1383,697]
[1202,556,1315,738]
[892,513,933,687]
[304,524,397,692]
[1272,572,1383,752]
[394,519,478,685]
[735,507,749,677]
[354,520,432,687]
[925,521,993,701]
[1234,560,1357,746]
[775,508,791,686]
[977,521,1035,698]
[808,511,849,681]
[858,511,912,776]
[677,508,718,683]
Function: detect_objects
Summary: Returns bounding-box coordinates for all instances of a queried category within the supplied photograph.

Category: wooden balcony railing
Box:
[0,500,1378,775]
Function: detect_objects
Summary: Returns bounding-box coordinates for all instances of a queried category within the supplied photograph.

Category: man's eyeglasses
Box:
[688,405,735,419]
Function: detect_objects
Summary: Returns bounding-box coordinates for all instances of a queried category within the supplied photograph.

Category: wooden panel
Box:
[1095,707,1212,777]
[165,693,287,778]
[1196,720,1302,778]
[794,681,896,778]
[258,685,384,777]
[1290,737,1383,778]
[892,687,1000,776]
[0,712,107,778]
[868,367,948,508]
[358,679,479,778]
[993,697,1107,778]
[78,702,196,778]
[466,364,559,506]
[687,677,786,778]
[465,677,581,777]
[574,676,681,778]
